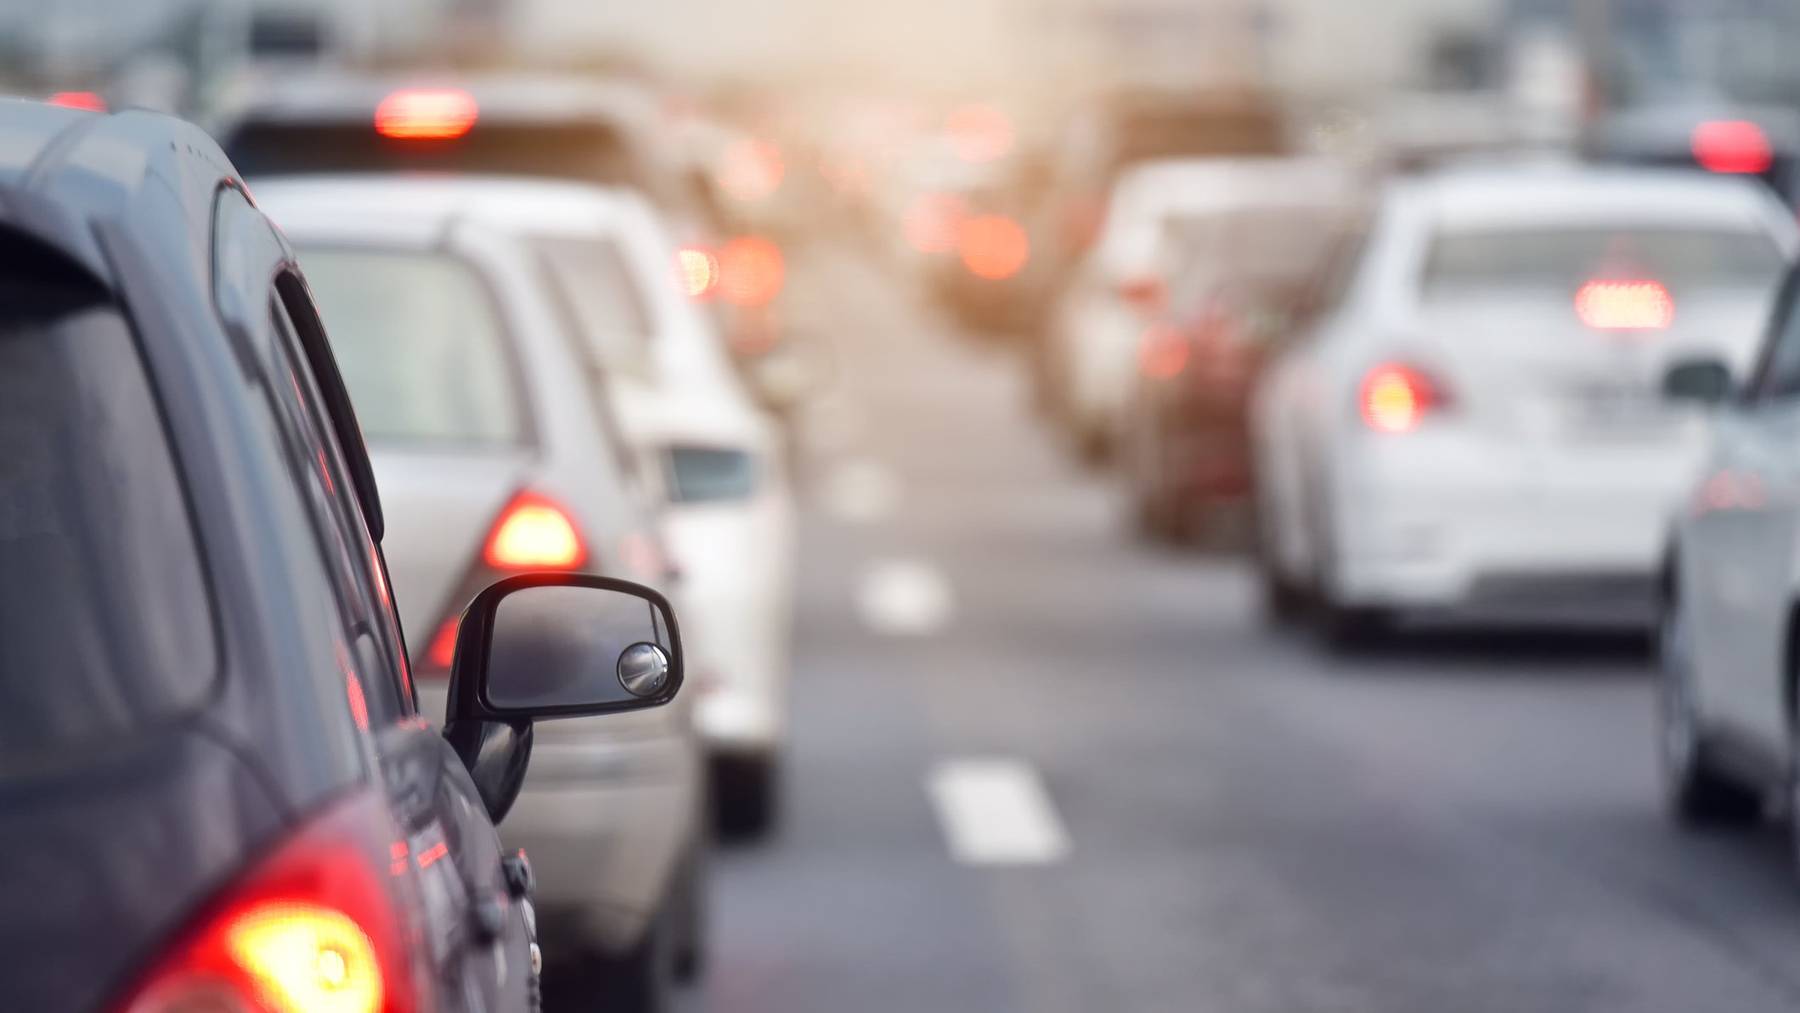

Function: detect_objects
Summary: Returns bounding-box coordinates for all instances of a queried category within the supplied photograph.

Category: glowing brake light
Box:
[1692,120,1773,175]
[49,91,106,112]
[118,793,416,1013]
[1361,364,1443,434]
[375,89,478,140]
[1575,279,1674,331]
[1138,326,1189,380]
[717,236,785,307]
[957,214,1030,281]
[484,492,587,571]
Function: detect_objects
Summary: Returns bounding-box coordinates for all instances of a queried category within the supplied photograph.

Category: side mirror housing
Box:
[442,574,683,821]
[1662,358,1735,406]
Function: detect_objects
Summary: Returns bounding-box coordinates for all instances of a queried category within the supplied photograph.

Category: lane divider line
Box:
[927,758,1070,865]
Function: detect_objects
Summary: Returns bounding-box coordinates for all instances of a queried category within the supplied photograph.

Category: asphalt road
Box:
[683,243,1800,1012]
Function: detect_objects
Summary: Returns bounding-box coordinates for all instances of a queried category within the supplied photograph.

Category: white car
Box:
[1253,164,1798,643]
[1045,157,1360,460]
[520,188,797,837]
[1657,263,1800,850]
[255,176,707,1009]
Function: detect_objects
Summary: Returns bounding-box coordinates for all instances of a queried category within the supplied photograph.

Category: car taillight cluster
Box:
[1574,279,1675,332]
[117,792,421,1013]
[1360,363,1445,434]
[675,237,785,307]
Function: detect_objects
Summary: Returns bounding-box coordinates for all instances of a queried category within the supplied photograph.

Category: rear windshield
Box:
[1166,208,1347,288]
[227,121,642,188]
[298,248,526,447]
[1422,226,1785,299]
[0,274,215,765]
[534,235,656,378]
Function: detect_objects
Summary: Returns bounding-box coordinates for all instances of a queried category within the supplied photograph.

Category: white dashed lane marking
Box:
[820,456,900,524]
[855,557,952,636]
[927,759,1071,866]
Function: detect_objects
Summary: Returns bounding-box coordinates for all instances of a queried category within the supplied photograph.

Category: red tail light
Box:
[483,491,588,571]
[118,792,420,1013]
[1692,120,1773,175]
[49,91,106,112]
[1360,364,1444,434]
[375,88,478,140]
[1138,326,1190,380]
[425,615,461,671]
[1575,279,1674,331]
[717,236,785,307]
[958,214,1030,281]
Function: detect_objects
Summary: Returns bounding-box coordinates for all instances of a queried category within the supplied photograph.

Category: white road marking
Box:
[820,457,900,524]
[855,557,952,635]
[927,759,1070,865]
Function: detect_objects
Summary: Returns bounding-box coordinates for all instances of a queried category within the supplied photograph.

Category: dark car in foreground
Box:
[0,100,684,1012]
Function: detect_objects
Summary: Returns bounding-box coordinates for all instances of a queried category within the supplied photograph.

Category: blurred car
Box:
[226,69,800,824]
[215,70,803,400]
[0,101,683,1013]
[256,176,708,1009]
[1121,178,1361,543]
[1253,164,1798,643]
[523,187,798,838]
[1657,266,1800,845]
[1045,158,1354,462]
[1024,90,1291,407]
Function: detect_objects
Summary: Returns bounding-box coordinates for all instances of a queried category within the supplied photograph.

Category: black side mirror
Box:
[442,574,683,820]
[1662,358,1735,406]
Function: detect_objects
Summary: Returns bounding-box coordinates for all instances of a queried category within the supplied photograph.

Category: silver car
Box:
[256,176,705,1010]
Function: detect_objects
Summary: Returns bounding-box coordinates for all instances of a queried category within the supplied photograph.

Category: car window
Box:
[534,234,657,378]
[1421,227,1784,300]
[0,271,215,766]
[298,247,527,448]
[666,446,759,503]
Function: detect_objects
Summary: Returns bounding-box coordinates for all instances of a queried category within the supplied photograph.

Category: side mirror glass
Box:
[1662,358,1735,406]
[446,574,683,727]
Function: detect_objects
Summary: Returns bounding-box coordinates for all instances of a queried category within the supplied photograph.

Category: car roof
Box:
[1110,156,1362,214]
[250,173,650,246]
[1392,164,1794,233]
[0,99,234,285]
[219,70,660,130]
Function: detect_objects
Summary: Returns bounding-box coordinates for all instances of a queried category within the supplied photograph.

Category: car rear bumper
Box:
[1327,433,1692,623]
[504,746,699,952]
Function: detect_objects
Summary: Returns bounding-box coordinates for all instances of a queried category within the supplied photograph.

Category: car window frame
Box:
[267,283,416,722]
[1741,265,1800,406]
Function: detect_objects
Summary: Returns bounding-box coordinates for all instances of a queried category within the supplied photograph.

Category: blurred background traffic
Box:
[19,0,1800,1010]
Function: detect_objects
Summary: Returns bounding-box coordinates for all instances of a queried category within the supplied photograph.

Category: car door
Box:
[1702,272,1800,749]
[270,278,537,1010]
[215,188,532,1009]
